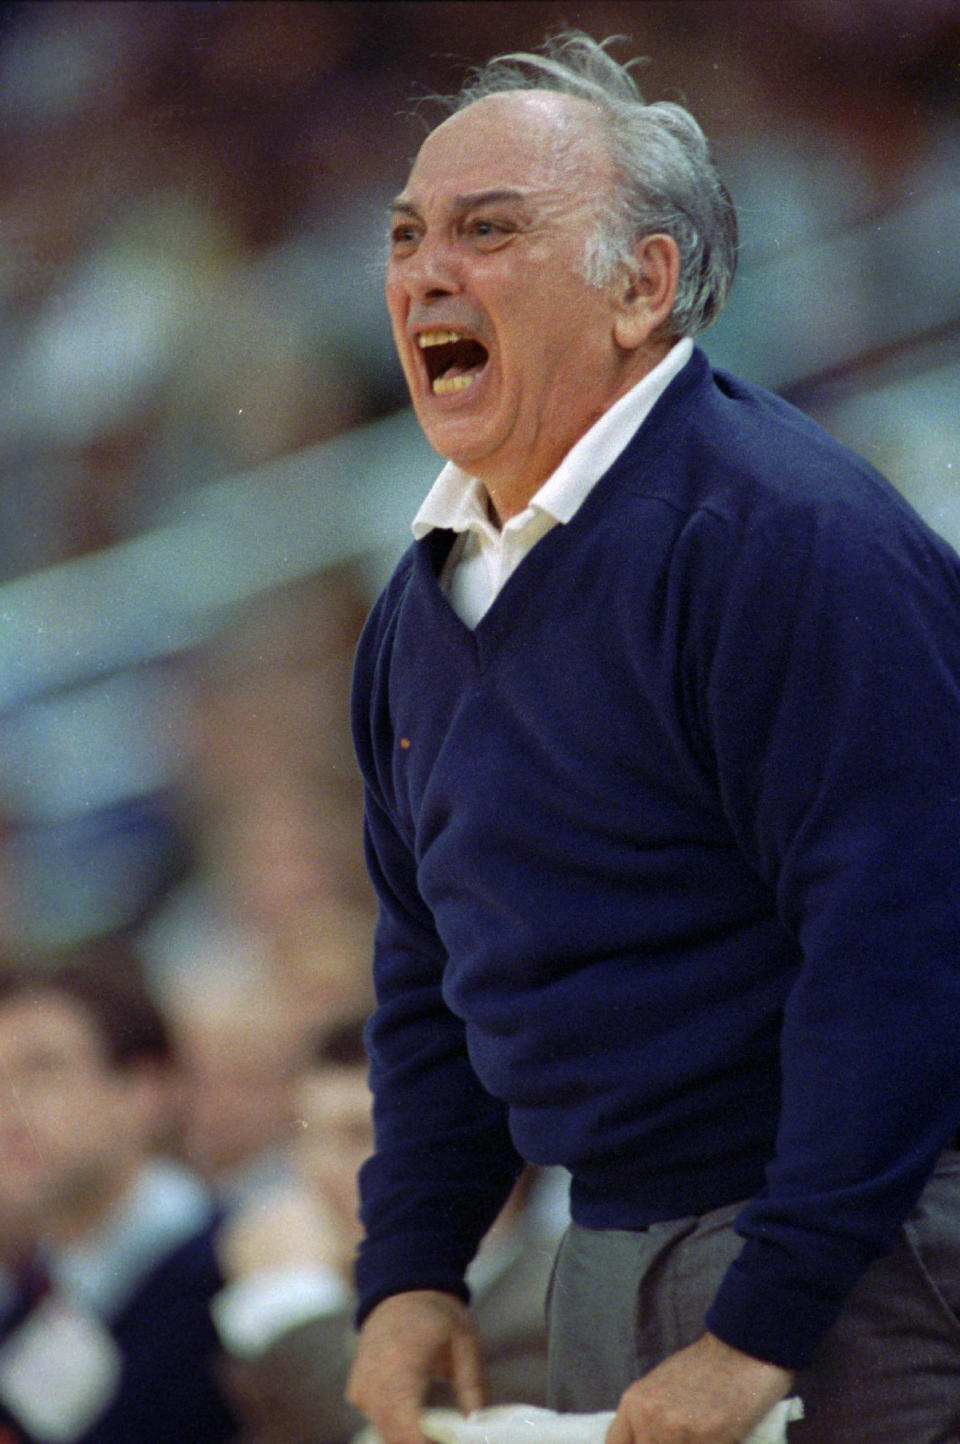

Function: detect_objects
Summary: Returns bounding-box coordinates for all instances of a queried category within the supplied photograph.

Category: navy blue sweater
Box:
[351,347,960,1370]
[0,1221,237,1443]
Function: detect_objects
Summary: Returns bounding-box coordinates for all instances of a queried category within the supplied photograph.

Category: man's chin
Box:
[416,409,498,473]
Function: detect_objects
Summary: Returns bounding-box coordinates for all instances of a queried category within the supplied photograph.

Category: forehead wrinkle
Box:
[452,187,529,212]
[390,181,598,242]
[390,187,533,222]
[387,94,615,283]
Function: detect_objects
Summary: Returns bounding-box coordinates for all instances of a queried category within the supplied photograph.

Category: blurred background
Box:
[0,0,956,995]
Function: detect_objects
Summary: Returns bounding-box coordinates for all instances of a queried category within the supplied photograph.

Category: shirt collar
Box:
[412,337,694,540]
[46,1161,214,1319]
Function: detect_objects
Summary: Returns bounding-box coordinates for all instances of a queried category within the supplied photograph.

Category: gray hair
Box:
[449,32,738,337]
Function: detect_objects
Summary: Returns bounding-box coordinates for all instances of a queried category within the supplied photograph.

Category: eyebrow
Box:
[389,187,530,219]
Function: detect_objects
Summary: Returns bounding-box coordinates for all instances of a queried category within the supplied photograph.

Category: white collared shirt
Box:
[48,1160,213,1320]
[411,338,694,627]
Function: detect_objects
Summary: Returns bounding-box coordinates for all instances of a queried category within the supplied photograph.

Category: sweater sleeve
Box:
[350,583,525,1327]
[679,482,960,1368]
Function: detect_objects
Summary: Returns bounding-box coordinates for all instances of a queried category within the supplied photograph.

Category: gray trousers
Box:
[547,1152,960,1443]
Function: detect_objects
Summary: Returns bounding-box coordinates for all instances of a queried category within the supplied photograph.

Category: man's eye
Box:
[390,225,419,249]
[467,218,511,243]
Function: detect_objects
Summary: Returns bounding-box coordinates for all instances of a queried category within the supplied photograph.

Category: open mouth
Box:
[418,331,489,395]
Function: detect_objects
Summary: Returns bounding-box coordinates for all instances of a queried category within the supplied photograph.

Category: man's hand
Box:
[605,1333,793,1444]
[216,1182,350,1280]
[347,1289,486,1444]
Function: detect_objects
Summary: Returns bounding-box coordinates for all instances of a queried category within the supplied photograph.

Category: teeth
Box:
[433,374,476,395]
[418,330,464,348]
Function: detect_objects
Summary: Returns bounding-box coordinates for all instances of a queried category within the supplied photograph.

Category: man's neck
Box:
[42,1164,140,1251]
[480,339,675,524]
[483,487,505,530]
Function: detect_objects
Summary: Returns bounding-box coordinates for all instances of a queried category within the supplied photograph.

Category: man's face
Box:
[386,91,634,512]
[176,1010,299,1185]
[0,994,149,1221]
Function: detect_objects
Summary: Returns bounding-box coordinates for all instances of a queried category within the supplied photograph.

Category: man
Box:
[213,1014,557,1442]
[346,32,960,1444]
[0,944,238,1443]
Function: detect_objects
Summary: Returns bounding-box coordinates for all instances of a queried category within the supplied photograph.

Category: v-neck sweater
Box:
[350,346,960,1370]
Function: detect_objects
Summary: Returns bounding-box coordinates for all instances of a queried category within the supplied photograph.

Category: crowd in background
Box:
[0,0,956,577]
[0,1,955,1439]
[0,0,956,949]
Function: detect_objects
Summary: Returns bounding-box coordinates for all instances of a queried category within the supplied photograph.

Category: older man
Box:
[346,32,960,1444]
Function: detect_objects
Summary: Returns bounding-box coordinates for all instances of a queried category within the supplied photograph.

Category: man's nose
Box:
[400,234,464,301]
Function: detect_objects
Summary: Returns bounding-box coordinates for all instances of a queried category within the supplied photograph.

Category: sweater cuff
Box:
[354,1231,472,1329]
[705,1237,859,1370]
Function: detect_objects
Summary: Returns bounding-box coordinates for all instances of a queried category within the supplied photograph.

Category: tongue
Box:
[443,357,485,379]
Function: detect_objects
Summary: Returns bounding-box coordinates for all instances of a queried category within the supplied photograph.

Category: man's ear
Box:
[613,233,680,350]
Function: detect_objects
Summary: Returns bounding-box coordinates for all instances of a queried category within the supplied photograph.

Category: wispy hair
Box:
[449,32,738,337]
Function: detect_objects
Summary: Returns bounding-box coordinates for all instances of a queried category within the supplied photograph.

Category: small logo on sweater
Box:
[399,737,411,751]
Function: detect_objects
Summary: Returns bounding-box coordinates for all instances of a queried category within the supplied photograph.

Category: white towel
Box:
[416,1398,804,1444]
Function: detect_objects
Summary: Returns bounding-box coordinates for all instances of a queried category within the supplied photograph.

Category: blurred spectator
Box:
[149,938,313,1210]
[141,875,375,1207]
[0,938,238,1443]
[142,924,359,1210]
[212,1014,561,1443]
[210,1013,375,1444]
